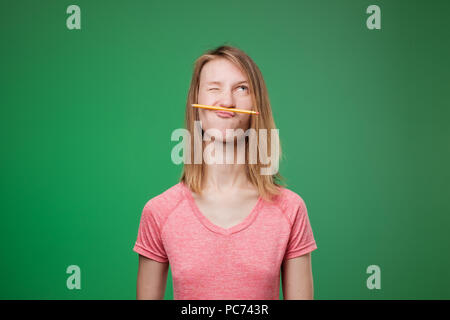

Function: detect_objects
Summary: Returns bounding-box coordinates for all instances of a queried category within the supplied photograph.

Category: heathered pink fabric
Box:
[133,182,317,300]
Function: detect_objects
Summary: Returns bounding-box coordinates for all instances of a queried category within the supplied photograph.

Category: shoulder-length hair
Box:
[179,44,286,201]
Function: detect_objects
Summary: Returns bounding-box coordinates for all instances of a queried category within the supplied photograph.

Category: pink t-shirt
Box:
[133,182,317,300]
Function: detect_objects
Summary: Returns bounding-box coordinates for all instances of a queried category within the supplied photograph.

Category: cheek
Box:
[198,110,208,125]
[198,109,216,130]
[197,91,211,105]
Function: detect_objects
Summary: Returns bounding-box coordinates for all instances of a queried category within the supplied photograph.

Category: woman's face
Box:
[197,58,254,143]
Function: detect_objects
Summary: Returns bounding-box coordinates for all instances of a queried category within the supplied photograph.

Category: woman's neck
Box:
[202,140,252,192]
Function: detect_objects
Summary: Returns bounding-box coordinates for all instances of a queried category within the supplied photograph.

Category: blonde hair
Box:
[179,44,286,201]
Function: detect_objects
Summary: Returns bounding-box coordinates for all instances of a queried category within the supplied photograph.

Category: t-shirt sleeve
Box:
[283,198,317,261]
[133,202,169,263]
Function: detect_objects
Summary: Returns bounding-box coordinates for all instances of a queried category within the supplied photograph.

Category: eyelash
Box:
[208,85,248,92]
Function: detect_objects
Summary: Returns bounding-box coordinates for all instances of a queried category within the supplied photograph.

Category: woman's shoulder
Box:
[273,185,304,203]
[271,185,307,217]
[142,182,186,217]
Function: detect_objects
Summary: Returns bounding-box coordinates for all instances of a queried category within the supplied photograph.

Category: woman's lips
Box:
[215,110,235,118]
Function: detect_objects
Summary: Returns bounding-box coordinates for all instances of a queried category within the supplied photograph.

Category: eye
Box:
[208,88,219,91]
[237,85,249,92]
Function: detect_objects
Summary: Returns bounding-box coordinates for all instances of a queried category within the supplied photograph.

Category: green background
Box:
[1,0,449,299]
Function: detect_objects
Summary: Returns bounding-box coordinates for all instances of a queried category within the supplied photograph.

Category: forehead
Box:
[199,58,248,84]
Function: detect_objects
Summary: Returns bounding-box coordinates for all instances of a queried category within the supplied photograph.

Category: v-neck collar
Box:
[180,182,263,236]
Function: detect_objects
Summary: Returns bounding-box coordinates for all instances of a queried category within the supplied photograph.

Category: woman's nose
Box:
[217,90,235,108]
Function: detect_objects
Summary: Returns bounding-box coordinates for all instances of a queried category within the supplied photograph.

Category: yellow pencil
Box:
[192,104,259,115]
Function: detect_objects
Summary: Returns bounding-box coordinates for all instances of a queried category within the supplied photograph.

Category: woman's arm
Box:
[281,252,314,299]
[136,254,169,300]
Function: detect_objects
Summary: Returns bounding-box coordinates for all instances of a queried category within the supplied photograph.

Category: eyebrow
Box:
[206,80,248,86]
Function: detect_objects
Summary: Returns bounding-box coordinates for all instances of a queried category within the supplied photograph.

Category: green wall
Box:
[1,0,449,299]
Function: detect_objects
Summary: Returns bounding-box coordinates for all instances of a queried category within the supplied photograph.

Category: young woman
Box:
[133,45,318,300]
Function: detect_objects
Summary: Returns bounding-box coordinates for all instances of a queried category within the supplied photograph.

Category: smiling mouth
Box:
[215,110,235,118]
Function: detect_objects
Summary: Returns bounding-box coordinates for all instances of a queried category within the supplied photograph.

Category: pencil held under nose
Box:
[192,104,259,115]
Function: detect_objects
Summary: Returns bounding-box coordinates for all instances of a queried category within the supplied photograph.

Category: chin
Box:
[202,126,241,143]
